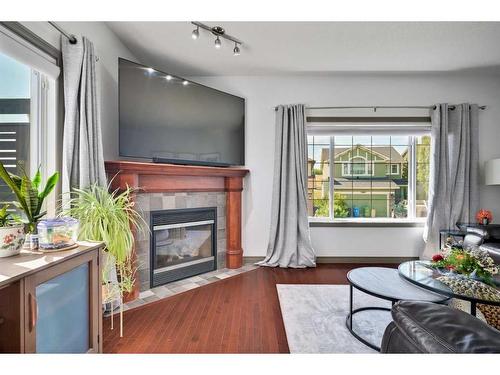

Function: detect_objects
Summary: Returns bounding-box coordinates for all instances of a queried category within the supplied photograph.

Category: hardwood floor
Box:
[103,263,394,353]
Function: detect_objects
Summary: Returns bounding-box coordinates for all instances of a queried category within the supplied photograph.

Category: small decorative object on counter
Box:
[37,217,79,250]
[476,209,493,225]
[0,205,25,258]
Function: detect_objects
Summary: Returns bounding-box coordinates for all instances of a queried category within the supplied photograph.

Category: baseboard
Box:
[243,256,264,264]
[243,256,418,264]
[315,256,418,264]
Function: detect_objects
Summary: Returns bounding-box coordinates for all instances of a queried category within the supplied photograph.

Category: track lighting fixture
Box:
[191,22,243,55]
[191,26,199,40]
[182,80,189,86]
[165,75,172,81]
[233,42,240,56]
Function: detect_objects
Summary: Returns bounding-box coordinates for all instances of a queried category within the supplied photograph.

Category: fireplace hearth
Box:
[150,207,217,287]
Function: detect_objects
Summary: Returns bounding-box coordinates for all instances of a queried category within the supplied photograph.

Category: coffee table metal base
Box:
[345,284,392,352]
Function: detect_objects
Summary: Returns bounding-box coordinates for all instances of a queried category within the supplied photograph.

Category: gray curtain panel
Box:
[62,36,106,193]
[258,104,316,268]
[423,103,479,258]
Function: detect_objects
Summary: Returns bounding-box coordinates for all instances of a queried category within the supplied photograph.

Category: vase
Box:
[27,233,39,250]
[0,225,25,257]
[482,218,489,225]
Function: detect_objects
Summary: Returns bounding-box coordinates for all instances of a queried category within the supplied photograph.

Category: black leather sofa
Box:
[381,301,500,353]
[462,225,500,264]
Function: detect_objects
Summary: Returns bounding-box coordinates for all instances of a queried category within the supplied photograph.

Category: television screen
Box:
[119,58,245,166]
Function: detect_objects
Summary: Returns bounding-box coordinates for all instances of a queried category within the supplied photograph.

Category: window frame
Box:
[385,163,400,175]
[0,31,56,215]
[341,157,375,177]
[308,134,429,224]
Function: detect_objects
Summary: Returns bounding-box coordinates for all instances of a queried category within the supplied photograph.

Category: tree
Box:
[313,193,349,218]
[334,193,349,218]
[416,136,431,199]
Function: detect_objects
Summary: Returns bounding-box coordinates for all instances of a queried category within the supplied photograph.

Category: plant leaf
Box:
[32,169,41,190]
[36,172,59,215]
[21,174,38,217]
[39,172,59,200]
[0,162,31,218]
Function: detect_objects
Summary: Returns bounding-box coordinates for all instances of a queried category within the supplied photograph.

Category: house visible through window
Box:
[307,134,430,220]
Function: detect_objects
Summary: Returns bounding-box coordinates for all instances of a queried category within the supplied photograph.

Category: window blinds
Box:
[306,107,432,135]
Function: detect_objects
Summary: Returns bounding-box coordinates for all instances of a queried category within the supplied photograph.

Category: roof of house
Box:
[320,144,405,163]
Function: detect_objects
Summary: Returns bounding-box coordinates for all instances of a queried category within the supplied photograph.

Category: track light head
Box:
[182,80,189,86]
[191,22,243,55]
[233,43,240,56]
[191,26,199,40]
[165,75,172,81]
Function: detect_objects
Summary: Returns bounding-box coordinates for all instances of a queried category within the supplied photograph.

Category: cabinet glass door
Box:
[35,263,90,353]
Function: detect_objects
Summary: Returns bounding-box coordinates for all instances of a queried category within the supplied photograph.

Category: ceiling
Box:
[106,22,500,76]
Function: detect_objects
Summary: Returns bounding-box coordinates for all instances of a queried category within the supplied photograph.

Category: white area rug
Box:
[276,284,393,353]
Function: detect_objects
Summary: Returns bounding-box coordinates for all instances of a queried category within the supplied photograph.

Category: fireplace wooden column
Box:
[105,161,249,299]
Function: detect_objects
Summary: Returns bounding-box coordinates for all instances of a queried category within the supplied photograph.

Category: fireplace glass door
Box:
[154,220,214,270]
[151,208,217,287]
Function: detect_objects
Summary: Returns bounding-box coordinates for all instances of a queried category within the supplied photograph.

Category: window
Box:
[0,50,49,209]
[307,134,430,221]
[0,51,32,207]
[0,25,59,215]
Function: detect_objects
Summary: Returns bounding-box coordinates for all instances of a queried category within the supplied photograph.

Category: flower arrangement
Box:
[476,209,493,225]
[431,247,499,285]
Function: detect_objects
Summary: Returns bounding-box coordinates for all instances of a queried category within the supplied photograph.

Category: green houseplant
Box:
[0,204,25,258]
[0,162,59,249]
[62,183,146,295]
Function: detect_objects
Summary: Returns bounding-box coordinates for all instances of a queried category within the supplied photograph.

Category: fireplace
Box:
[150,207,217,287]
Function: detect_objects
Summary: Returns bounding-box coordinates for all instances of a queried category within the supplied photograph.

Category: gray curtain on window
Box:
[258,104,316,268]
[62,36,106,194]
[423,103,479,258]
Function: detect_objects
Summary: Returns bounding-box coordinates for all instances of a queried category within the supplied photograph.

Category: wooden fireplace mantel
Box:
[105,160,249,194]
[105,160,249,298]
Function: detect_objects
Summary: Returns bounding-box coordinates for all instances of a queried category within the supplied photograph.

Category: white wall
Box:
[22,22,139,161]
[21,23,500,257]
[191,73,500,258]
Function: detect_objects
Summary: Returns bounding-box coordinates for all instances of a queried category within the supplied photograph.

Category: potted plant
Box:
[476,209,493,225]
[0,205,25,258]
[0,163,59,249]
[431,247,499,285]
[62,183,146,299]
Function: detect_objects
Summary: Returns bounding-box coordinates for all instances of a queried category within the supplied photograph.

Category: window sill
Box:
[309,218,426,228]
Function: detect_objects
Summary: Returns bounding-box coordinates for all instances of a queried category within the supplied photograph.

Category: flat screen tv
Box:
[119,58,245,166]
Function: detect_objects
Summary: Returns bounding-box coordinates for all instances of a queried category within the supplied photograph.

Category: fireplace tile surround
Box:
[105,160,249,300]
[135,192,227,291]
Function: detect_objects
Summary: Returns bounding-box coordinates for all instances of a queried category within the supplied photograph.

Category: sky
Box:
[0,51,30,98]
[0,51,31,123]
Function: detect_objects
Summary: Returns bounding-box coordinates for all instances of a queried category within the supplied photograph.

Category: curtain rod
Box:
[273,105,487,111]
[48,22,77,44]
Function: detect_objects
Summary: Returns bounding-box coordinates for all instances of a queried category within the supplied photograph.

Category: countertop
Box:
[0,241,104,288]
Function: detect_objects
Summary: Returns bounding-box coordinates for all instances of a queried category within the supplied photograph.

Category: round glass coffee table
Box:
[398,260,500,316]
[346,267,449,351]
